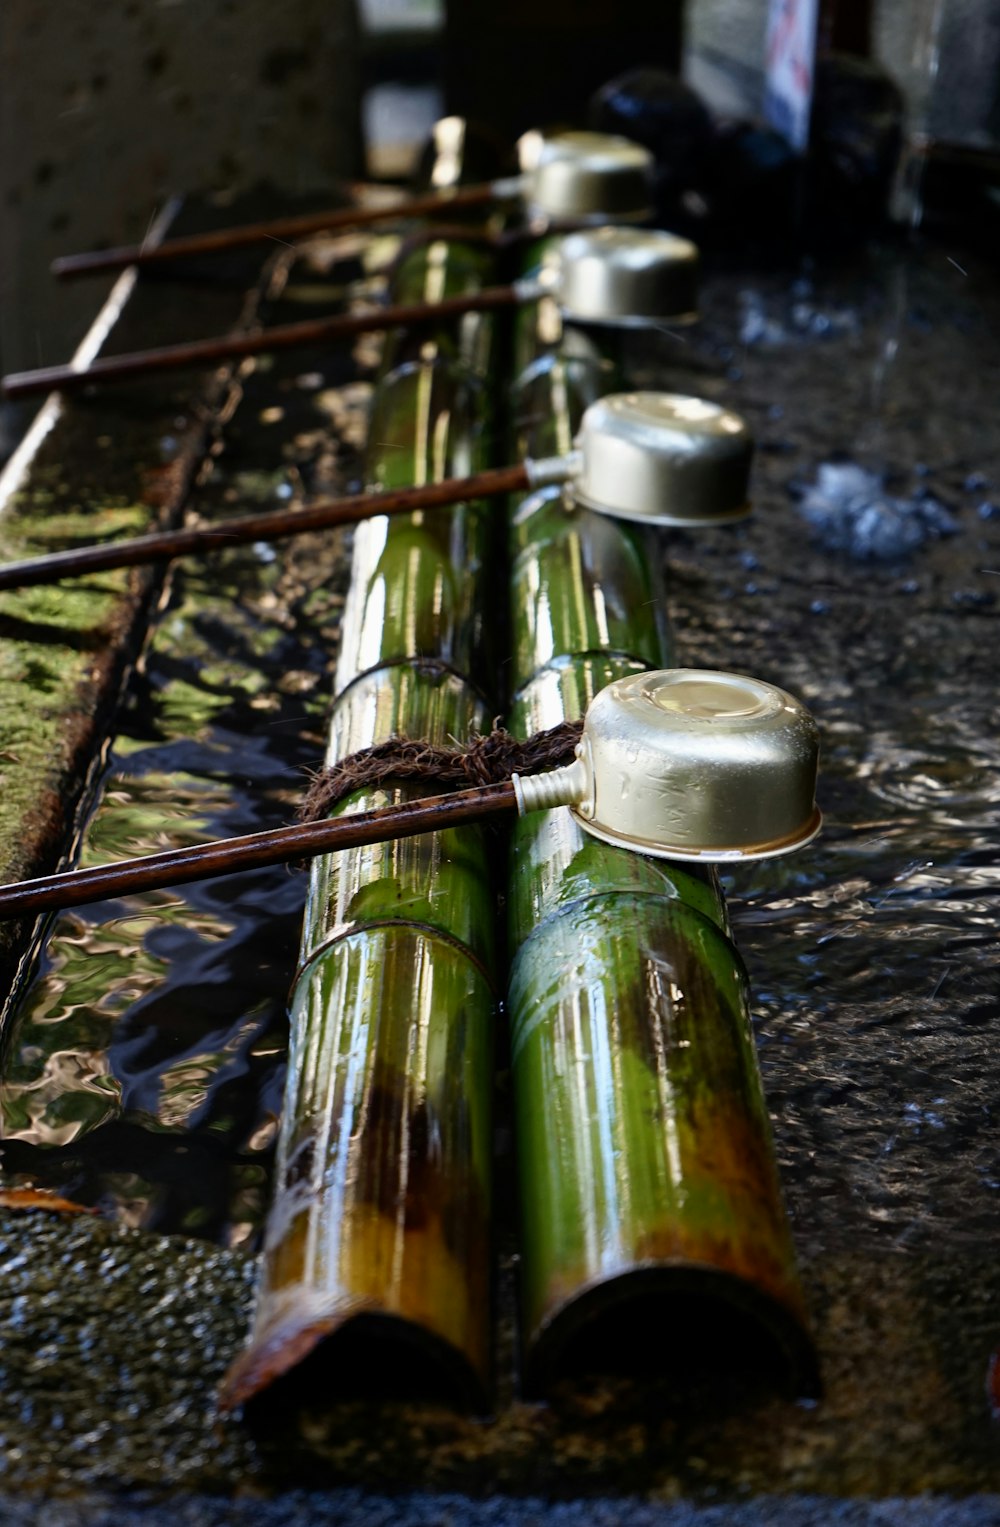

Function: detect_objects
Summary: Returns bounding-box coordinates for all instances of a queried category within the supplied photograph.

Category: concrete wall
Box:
[0,0,363,375]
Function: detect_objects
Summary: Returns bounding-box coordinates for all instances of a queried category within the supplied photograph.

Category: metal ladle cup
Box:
[0,390,754,595]
[516,129,655,221]
[528,391,754,526]
[513,668,821,862]
[0,669,820,922]
[524,226,699,328]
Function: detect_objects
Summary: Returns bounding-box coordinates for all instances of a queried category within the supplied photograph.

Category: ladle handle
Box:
[512,756,589,814]
[50,180,517,281]
[0,783,519,921]
[2,284,524,400]
[0,462,534,590]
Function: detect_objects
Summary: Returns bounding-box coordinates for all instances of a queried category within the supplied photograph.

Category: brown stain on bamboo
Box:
[534,1093,808,1329]
[222,1195,488,1411]
[251,939,492,1378]
[522,932,814,1386]
[504,278,815,1397]
[227,228,504,1413]
[267,1062,491,1266]
[353,1073,489,1252]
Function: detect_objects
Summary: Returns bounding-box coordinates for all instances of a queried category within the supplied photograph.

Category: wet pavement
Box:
[0,218,999,1518]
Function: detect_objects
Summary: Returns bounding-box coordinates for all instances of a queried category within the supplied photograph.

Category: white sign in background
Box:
[763,0,821,152]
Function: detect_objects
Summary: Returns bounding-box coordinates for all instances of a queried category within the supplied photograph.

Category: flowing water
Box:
[4,237,1000,1275]
[1,233,999,1499]
[653,246,1000,1278]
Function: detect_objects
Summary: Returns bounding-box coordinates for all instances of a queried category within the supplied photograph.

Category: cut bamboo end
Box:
[508,891,818,1402]
[220,1299,489,1415]
[522,1264,819,1400]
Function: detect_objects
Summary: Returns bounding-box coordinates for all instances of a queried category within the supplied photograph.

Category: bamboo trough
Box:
[500,253,815,1393]
[216,182,816,1401]
[221,231,507,1410]
[1,120,820,1416]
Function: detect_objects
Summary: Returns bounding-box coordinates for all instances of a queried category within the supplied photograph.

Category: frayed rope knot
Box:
[298,719,584,823]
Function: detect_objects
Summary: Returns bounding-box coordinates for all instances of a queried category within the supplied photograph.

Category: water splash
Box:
[793,460,956,560]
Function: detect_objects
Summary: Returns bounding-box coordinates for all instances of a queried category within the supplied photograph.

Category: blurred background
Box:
[1,0,999,385]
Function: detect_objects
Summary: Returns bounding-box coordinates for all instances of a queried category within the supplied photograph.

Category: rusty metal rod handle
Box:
[0,462,533,591]
[2,285,525,400]
[0,782,519,921]
[50,180,515,281]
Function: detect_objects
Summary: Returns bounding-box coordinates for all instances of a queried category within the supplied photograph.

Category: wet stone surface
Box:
[0,229,999,1518]
[0,1208,256,1492]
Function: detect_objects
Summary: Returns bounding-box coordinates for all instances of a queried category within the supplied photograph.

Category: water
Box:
[792,459,956,560]
[5,240,1000,1278]
[0,256,370,1245]
[652,246,1000,1276]
[2,233,1000,1498]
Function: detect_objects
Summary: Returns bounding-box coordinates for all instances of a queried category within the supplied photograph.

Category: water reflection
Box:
[0,274,365,1245]
[4,239,999,1284]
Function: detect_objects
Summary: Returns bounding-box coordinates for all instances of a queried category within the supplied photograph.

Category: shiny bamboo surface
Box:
[382,238,502,378]
[222,235,503,1411]
[504,262,816,1394]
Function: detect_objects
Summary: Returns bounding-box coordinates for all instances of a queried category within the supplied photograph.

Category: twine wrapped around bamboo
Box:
[504,255,817,1395]
[221,233,503,1412]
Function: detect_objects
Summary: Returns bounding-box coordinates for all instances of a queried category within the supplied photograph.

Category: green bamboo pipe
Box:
[503,255,816,1395]
[222,241,503,1412]
[360,238,500,380]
